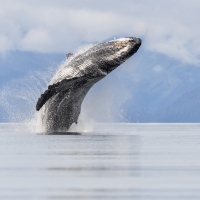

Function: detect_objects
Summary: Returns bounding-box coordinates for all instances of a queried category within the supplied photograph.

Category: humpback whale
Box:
[36,37,142,132]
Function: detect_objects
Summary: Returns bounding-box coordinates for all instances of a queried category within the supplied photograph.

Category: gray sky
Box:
[1,0,200,65]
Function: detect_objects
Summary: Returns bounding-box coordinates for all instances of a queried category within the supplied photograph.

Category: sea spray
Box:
[0,63,132,133]
[0,66,56,132]
[0,45,96,132]
[0,42,134,133]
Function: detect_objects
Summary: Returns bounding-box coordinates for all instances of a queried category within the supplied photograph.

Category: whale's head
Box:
[90,37,142,74]
[51,37,142,85]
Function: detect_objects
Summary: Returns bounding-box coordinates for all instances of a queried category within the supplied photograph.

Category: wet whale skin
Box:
[36,37,142,132]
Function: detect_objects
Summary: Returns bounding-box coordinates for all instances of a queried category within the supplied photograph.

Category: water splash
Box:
[0,44,132,133]
[0,67,56,131]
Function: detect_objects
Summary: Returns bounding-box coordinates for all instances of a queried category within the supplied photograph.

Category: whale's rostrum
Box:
[36,37,142,132]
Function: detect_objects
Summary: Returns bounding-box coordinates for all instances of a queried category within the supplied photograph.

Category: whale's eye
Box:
[114,41,127,47]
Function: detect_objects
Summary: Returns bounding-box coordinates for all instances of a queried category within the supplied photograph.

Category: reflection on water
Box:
[1,123,200,199]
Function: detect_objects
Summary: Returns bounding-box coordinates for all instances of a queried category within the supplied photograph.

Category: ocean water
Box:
[1,123,200,199]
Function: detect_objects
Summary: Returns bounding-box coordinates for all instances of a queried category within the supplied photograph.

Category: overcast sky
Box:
[1,0,200,65]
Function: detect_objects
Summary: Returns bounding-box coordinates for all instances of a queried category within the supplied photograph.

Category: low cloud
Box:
[0,0,200,64]
[20,29,53,52]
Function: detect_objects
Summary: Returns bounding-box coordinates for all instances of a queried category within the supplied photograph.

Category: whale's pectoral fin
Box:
[36,77,79,111]
[36,75,104,111]
[66,53,73,59]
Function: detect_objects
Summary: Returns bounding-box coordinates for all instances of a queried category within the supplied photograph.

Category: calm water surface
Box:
[0,123,200,199]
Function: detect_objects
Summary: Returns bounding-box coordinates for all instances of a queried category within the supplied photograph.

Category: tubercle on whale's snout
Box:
[133,37,142,45]
[129,38,142,49]
[126,37,142,44]
[130,38,142,52]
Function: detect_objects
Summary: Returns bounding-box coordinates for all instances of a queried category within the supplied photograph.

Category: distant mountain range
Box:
[0,49,200,123]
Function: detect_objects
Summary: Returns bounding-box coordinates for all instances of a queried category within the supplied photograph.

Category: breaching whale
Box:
[36,37,142,132]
